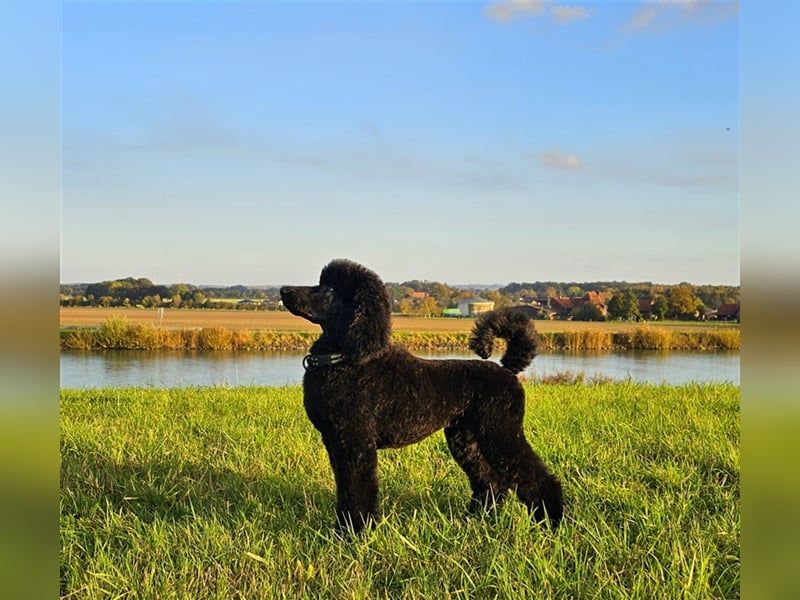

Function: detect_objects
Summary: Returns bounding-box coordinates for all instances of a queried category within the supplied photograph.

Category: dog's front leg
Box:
[322,432,379,534]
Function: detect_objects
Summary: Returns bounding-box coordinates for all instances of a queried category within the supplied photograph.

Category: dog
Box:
[280,259,563,533]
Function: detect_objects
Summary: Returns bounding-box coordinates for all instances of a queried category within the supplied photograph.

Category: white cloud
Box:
[483,1,589,25]
[483,0,546,23]
[538,149,582,169]
[628,5,658,29]
[626,0,739,30]
[550,5,589,24]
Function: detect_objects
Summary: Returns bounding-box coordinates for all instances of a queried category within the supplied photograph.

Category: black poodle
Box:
[280,259,563,533]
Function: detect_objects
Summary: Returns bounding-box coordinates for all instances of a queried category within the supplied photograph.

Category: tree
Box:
[387,284,413,306]
[85,282,111,301]
[667,286,699,320]
[142,294,162,308]
[192,291,206,306]
[544,286,561,298]
[651,296,668,321]
[170,283,192,300]
[571,302,606,321]
[419,297,440,317]
[607,291,640,321]
[431,283,454,308]
[397,298,413,315]
[566,285,583,297]
[485,290,512,309]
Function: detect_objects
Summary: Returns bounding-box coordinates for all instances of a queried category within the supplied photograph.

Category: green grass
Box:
[60,383,739,599]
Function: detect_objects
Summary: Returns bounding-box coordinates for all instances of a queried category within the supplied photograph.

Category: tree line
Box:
[388,280,738,321]
[59,278,275,310]
[60,277,739,321]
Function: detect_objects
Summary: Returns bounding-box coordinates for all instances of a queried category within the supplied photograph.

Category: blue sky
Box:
[60,1,741,286]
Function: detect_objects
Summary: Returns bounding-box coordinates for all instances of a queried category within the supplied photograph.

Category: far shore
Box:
[59,306,738,335]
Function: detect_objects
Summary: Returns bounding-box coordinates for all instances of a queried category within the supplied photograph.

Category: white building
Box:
[457,297,495,316]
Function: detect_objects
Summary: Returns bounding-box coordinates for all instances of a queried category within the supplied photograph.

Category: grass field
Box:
[60,306,739,334]
[60,383,739,599]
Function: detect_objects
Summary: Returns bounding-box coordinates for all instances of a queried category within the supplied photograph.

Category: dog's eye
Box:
[319,285,335,295]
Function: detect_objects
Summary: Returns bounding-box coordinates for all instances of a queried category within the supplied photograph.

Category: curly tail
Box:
[469,308,539,374]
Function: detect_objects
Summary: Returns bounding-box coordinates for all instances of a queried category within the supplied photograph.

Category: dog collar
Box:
[302,353,346,371]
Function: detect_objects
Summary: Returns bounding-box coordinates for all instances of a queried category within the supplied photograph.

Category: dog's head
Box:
[280,259,392,363]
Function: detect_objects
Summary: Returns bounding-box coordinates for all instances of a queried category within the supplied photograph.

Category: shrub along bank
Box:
[60,316,739,352]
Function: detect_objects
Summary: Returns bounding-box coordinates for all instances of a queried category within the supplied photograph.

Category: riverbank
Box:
[60,383,740,599]
[60,314,740,351]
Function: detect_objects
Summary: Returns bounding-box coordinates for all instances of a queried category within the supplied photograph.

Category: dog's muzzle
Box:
[303,353,346,371]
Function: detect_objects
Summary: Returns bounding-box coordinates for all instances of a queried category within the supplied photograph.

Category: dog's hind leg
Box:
[471,397,564,527]
[321,432,379,534]
[444,425,509,512]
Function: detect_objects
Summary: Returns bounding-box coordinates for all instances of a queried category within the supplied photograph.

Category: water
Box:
[60,349,739,389]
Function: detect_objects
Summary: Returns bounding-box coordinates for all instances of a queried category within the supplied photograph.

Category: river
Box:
[60,349,739,388]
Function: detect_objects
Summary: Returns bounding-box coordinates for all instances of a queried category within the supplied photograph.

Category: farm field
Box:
[59,306,737,335]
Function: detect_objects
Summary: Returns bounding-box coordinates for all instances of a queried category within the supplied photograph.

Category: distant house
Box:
[705,303,740,322]
[517,296,560,319]
[411,291,429,300]
[548,297,578,319]
[639,299,654,320]
[545,292,608,319]
[509,304,554,320]
[457,297,495,317]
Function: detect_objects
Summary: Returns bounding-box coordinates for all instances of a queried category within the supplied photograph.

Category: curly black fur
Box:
[280,259,563,533]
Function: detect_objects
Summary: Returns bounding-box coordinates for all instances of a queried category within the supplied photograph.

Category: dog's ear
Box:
[340,264,392,363]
